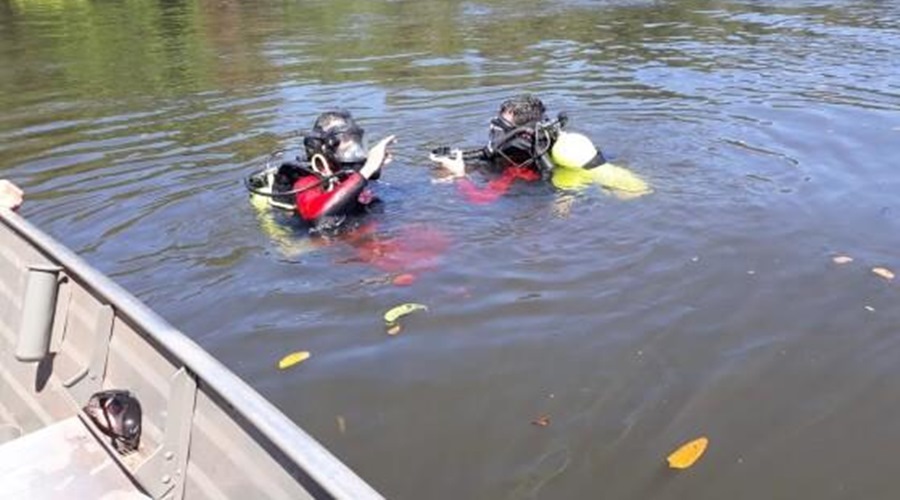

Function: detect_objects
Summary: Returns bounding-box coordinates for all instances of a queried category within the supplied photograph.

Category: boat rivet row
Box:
[162,475,171,484]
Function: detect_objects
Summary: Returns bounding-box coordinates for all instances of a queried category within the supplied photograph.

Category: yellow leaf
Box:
[872,267,895,280]
[277,351,310,370]
[383,303,428,324]
[667,436,708,469]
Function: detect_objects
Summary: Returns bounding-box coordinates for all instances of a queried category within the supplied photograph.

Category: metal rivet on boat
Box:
[162,475,171,484]
[165,451,175,461]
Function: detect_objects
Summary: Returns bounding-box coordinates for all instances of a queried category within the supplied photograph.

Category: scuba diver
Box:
[429,94,561,204]
[429,94,650,203]
[245,110,396,233]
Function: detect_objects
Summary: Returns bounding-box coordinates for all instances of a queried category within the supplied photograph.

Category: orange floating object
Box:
[392,273,416,286]
[666,436,709,469]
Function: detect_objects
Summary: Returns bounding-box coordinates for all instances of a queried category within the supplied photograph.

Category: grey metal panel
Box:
[0,209,383,499]
[0,417,149,499]
[184,389,315,500]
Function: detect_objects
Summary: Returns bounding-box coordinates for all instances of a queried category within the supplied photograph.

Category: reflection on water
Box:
[2,0,900,498]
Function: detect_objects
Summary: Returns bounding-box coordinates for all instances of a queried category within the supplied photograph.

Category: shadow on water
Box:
[2,0,900,498]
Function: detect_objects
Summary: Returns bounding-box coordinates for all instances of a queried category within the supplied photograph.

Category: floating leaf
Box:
[277,351,310,370]
[872,267,895,280]
[384,303,428,324]
[531,415,551,427]
[832,255,853,264]
[667,436,708,469]
[392,273,416,286]
[386,323,402,336]
[336,415,347,435]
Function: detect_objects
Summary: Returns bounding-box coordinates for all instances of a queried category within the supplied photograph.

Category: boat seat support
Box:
[134,367,197,500]
[63,304,115,404]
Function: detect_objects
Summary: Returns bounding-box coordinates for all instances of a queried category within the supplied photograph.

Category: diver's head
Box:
[550,132,606,170]
[498,94,547,127]
[487,94,549,166]
[304,110,369,171]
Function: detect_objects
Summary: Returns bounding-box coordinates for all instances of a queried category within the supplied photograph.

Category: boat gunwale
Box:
[0,208,383,500]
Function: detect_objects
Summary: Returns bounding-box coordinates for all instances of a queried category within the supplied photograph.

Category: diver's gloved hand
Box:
[361,135,396,180]
[428,149,466,178]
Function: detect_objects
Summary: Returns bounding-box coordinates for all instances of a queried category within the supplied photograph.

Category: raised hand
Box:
[428,149,466,178]
[361,135,397,179]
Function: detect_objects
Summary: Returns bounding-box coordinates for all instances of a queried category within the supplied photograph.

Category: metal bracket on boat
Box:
[62,304,115,404]
[133,367,198,500]
[49,273,72,353]
[15,264,63,362]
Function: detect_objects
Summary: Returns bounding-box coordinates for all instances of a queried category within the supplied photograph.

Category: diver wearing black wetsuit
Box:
[429,94,575,203]
[246,110,395,232]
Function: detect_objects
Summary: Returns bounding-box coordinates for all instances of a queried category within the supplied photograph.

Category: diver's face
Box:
[325,125,368,165]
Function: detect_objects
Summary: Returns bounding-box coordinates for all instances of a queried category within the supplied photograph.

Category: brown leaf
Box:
[386,323,402,336]
[531,415,551,427]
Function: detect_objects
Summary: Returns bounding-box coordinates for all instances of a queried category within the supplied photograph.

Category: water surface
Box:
[2,0,900,498]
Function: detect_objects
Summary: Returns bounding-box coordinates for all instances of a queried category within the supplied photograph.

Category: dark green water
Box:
[2,0,900,498]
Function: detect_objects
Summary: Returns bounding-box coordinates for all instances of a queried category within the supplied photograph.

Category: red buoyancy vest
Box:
[294,172,367,222]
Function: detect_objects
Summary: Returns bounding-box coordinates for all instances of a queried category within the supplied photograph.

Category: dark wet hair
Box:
[498,94,547,127]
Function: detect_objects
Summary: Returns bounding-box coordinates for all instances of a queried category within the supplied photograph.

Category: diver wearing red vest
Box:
[246,110,395,232]
[428,94,596,204]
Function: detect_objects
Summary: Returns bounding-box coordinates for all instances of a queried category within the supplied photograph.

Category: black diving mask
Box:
[486,115,546,166]
[305,124,369,165]
[84,390,142,453]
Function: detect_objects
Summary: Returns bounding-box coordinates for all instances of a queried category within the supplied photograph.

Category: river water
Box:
[2,0,900,498]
